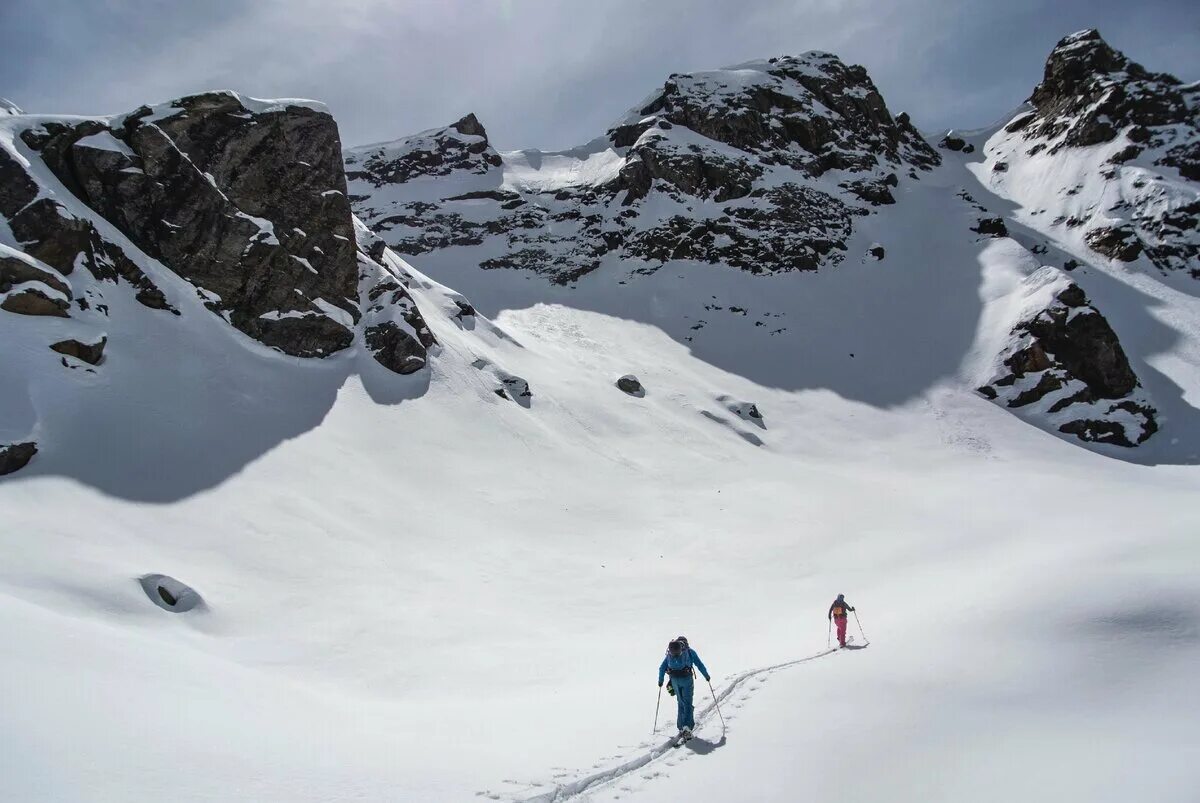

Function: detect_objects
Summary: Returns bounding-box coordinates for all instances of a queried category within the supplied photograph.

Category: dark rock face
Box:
[0,442,38,476]
[1,148,172,313]
[17,92,360,357]
[978,279,1156,446]
[348,52,940,285]
[1086,225,1143,262]
[363,321,425,374]
[51,336,107,365]
[355,227,436,375]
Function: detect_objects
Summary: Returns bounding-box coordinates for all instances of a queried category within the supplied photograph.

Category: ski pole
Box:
[707,679,726,730]
[653,684,662,732]
[854,610,868,644]
[827,618,832,649]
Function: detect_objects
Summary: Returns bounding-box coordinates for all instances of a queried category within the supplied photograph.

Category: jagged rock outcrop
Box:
[347,51,939,285]
[977,272,1156,447]
[986,30,1199,277]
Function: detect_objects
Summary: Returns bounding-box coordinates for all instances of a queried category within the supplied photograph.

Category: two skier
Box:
[655,596,860,741]
[657,636,710,743]
[828,593,856,648]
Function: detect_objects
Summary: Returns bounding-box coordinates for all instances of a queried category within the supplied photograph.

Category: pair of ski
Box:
[672,730,695,748]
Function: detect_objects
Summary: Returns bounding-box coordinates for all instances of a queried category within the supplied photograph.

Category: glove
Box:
[704,675,711,682]
[850,607,856,612]
[658,681,663,687]
[667,683,675,697]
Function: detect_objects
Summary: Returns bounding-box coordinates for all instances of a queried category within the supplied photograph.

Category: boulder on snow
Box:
[939,134,967,151]
[494,373,533,407]
[0,442,38,476]
[971,217,1009,238]
[717,395,765,428]
[50,336,107,365]
[616,374,645,396]
[868,244,886,261]
[138,574,205,613]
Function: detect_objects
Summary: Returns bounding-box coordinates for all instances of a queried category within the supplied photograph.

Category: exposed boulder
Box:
[868,244,886,260]
[971,217,1009,237]
[939,134,966,151]
[495,374,533,406]
[138,574,205,613]
[0,442,38,475]
[616,374,645,396]
[50,336,107,365]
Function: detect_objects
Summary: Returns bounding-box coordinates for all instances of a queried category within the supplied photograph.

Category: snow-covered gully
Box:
[511,646,845,803]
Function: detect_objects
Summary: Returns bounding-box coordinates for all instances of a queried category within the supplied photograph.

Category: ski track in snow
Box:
[491,646,847,802]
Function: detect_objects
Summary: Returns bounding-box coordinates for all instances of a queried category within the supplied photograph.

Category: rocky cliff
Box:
[1,91,434,367]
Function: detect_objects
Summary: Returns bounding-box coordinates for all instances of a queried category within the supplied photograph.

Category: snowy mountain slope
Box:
[347,47,1197,455]
[0,31,1199,803]
[927,30,1200,457]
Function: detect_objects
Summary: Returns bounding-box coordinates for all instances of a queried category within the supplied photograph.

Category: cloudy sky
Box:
[3,0,1197,150]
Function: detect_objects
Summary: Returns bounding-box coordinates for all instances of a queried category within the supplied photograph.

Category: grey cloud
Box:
[2,0,1196,151]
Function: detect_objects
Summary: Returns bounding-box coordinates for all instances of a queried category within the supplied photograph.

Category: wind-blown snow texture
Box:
[2,29,1199,803]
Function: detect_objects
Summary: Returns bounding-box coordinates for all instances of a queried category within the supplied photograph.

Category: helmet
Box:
[836,594,844,600]
[675,635,689,648]
[667,639,684,656]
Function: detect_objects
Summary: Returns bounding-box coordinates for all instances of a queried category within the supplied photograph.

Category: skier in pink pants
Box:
[828,594,856,647]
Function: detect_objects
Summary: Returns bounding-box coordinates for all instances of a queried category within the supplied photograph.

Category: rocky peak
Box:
[1018,29,1196,155]
[610,52,938,176]
[344,113,502,189]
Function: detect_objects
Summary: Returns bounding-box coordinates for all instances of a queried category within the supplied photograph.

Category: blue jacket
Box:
[659,648,710,684]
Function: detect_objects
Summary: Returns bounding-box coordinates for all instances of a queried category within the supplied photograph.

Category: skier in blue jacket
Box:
[657,636,710,740]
